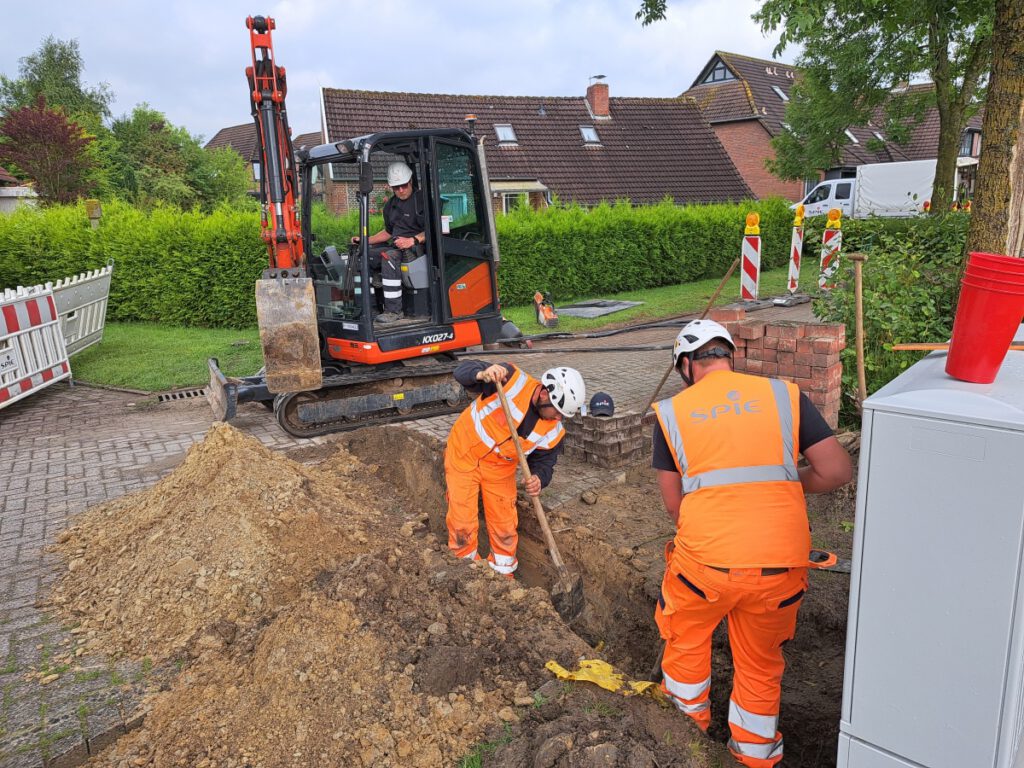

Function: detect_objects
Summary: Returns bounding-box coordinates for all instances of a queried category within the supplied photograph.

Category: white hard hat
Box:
[672,319,735,367]
[540,367,586,417]
[387,161,413,187]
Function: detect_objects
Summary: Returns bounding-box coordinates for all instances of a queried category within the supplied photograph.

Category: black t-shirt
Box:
[651,391,833,472]
[383,192,424,238]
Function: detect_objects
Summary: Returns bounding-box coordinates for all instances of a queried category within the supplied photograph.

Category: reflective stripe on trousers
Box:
[662,671,710,717]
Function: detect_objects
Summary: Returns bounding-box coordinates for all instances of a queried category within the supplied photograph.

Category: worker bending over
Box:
[652,319,852,768]
[445,361,586,577]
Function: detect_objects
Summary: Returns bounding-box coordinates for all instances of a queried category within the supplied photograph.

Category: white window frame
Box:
[494,124,517,144]
[580,125,601,144]
[771,85,789,101]
[502,192,529,214]
[844,129,860,144]
[702,62,734,84]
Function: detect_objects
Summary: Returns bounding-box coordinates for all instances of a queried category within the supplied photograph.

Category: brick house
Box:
[204,123,322,188]
[683,52,983,200]
[318,82,752,217]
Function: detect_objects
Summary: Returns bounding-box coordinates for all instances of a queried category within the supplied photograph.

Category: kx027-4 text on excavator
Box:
[207,14,509,437]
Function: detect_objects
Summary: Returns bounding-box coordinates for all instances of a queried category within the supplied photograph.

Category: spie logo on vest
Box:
[690,390,761,422]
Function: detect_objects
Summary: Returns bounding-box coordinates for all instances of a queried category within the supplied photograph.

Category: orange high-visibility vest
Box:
[654,369,809,568]
[446,366,565,474]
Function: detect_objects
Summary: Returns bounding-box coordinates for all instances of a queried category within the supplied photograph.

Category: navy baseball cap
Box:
[589,392,614,417]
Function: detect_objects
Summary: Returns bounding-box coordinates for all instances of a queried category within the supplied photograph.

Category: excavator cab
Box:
[207,16,507,437]
[301,130,503,366]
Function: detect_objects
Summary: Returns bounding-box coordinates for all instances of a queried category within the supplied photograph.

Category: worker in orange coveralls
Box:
[445,361,586,577]
[651,319,852,767]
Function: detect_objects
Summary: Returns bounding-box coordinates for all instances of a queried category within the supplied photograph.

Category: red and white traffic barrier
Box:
[788,205,805,294]
[818,208,843,291]
[740,212,761,301]
[0,289,71,409]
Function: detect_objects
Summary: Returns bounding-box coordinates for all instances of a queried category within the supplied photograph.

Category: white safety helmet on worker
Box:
[672,319,736,368]
[540,367,586,417]
[387,161,414,187]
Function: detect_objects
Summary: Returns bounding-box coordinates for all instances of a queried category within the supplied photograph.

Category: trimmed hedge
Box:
[495,198,794,306]
[0,197,795,327]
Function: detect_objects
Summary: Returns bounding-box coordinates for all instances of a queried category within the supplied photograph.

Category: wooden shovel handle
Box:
[891,343,1024,351]
[494,383,567,570]
[643,257,741,416]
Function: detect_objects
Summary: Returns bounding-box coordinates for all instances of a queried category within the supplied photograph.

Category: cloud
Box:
[1,0,799,142]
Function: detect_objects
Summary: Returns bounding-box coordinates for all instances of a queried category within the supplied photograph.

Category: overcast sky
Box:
[3,0,798,144]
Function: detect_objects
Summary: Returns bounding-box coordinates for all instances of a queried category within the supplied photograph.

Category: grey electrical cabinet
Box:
[838,326,1024,768]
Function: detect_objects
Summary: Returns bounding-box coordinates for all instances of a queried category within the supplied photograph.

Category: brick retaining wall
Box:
[562,309,846,468]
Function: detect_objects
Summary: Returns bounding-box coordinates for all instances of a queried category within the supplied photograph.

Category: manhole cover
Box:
[157,388,206,403]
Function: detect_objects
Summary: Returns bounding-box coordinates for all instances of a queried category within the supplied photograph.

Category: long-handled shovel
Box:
[642,257,741,417]
[495,384,585,622]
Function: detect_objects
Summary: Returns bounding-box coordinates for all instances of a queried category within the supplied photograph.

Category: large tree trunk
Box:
[967,0,1024,257]
[932,122,961,213]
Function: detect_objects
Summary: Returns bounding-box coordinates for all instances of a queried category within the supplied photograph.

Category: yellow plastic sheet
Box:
[545,659,664,700]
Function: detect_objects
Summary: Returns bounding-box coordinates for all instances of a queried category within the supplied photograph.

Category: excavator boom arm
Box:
[246,15,304,271]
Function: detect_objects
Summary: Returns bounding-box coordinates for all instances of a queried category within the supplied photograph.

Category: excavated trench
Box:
[341,426,857,768]
[44,422,852,767]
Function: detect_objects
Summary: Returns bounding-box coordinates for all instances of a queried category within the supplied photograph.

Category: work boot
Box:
[375,311,403,325]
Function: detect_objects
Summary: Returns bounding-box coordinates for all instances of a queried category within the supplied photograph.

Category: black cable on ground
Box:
[456,344,674,357]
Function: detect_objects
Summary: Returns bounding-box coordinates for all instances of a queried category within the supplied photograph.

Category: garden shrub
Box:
[0,196,796,327]
[813,213,970,427]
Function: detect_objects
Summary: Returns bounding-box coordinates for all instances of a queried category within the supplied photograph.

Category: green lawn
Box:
[70,260,819,392]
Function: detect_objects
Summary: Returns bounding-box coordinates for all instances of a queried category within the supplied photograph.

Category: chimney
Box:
[586,81,609,118]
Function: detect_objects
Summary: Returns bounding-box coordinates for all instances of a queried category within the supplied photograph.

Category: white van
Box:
[795,159,937,219]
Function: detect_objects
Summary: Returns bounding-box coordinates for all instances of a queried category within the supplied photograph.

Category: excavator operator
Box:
[351,161,426,325]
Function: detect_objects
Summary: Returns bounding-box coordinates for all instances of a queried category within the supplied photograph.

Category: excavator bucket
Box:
[255,272,322,394]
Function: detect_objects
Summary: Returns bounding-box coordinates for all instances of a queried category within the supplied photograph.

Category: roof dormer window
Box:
[494,124,518,144]
[580,125,601,145]
[844,129,860,144]
[702,61,735,84]
[771,85,789,102]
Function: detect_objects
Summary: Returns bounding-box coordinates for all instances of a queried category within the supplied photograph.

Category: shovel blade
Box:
[256,275,322,394]
[550,569,585,622]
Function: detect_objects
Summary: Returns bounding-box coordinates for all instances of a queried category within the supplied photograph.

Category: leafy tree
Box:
[635,0,993,213]
[966,0,1024,256]
[0,95,95,204]
[753,0,992,214]
[110,105,249,210]
[0,37,112,119]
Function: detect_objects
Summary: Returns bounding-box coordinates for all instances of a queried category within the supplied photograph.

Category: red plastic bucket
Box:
[946,275,1024,383]
[966,264,1024,284]
[968,251,1024,274]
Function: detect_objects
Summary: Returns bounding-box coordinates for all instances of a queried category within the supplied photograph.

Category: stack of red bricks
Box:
[709,309,846,428]
[562,412,645,468]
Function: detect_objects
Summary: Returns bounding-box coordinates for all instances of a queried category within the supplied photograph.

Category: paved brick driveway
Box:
[0,301,814,766]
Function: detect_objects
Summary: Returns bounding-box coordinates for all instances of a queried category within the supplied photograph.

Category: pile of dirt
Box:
[49,423,369,661]
[48,424,727,767]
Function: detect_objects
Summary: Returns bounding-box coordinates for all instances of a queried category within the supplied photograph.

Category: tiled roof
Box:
[0,166,18,185]
[320,88,752,205]
[685,53,983,169]
[203,123,323,162]
[684,52,796,135]
[204,123,259,162]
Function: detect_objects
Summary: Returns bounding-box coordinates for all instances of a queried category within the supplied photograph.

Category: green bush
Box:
[494,197,794,305]
[813,213,970,426]
[0,196,798,327]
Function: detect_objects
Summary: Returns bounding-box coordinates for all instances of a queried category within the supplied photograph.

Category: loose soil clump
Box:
[49,424,743,767]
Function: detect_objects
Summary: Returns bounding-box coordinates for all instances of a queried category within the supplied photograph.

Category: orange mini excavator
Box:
[207,15,509,437]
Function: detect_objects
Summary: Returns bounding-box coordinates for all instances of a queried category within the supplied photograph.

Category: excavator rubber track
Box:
[208,356,468,438]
